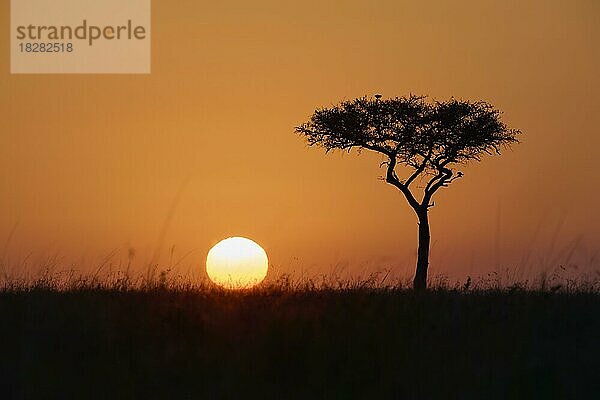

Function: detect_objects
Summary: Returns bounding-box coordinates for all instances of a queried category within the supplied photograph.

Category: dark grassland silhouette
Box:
[0,274,598,399]
[296,95,520,290]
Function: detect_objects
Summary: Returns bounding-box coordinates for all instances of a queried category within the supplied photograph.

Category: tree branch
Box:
[404,149,433,188]
[385,154,421,212]
[422,162,461,207]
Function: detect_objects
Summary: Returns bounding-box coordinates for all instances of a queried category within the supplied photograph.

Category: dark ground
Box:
[0,287,598,399]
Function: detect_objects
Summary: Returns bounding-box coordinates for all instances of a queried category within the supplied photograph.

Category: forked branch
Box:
[385,154,421,211]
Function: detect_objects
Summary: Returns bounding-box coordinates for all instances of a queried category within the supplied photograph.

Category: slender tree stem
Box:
[414,210,430,291]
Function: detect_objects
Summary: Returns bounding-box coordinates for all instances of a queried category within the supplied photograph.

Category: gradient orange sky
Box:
[1,0,599,281]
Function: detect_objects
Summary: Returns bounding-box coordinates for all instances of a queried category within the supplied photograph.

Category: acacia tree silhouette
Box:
[296,95,520,290]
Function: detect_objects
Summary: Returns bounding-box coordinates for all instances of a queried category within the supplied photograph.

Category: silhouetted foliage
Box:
[296,95,521,289]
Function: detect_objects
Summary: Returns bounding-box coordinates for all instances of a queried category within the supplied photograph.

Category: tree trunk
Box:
[413,211,430,291]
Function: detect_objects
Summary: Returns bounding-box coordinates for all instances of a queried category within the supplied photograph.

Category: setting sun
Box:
[206,237,268,289]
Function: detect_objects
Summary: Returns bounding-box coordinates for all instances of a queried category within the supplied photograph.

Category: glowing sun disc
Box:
[206,237,268,289]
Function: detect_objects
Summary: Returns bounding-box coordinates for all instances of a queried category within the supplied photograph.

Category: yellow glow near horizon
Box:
[206,237,268,289]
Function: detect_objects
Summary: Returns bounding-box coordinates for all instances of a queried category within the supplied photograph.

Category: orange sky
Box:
[1,0,599,281]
